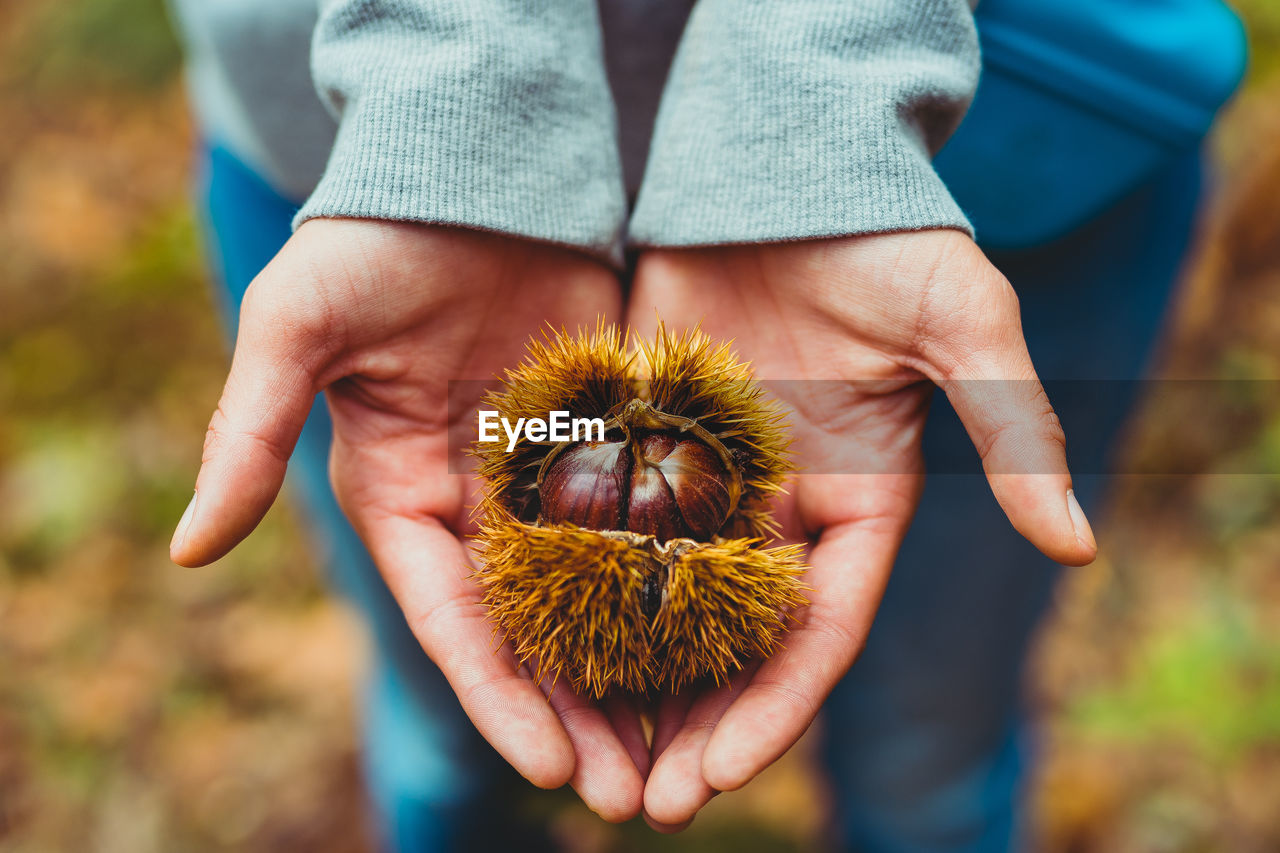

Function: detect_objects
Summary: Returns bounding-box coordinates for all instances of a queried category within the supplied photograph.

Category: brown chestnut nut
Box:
[537,440,630,531]
[540,431,733,541]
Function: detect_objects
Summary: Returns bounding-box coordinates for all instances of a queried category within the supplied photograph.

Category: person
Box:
[165,0,1240,849]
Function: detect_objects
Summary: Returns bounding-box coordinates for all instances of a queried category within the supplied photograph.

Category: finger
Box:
[928,282,1096,566]
[170,293,321,567]
[650,688,696,760]
[604,694,653,780]
[938,359,1097,567]
[643,811,693,834]
[701,516,898,793]
[366,512,577,790]
[539,677,645,822]
[643,665,757,827]
[640,690,697,832]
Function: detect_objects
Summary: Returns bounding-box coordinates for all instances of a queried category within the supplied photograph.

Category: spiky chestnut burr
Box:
[474,323,807,698]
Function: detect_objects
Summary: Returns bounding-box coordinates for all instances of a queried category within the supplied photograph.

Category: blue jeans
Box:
[197,145,1202,852]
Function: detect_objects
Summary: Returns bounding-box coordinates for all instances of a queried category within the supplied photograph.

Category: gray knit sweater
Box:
[169,0,979,268]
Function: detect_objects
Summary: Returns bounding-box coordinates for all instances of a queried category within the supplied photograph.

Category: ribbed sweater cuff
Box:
[629,0,980,248]
[295,1,627,267]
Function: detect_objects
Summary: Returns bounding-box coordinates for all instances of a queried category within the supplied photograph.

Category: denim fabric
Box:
[198,147,512,852]
[196,144,1202,852]
[823,151,1204,852]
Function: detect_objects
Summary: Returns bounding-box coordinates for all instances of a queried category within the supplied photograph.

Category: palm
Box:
[174,220,648,821]
[626,231,1095,827]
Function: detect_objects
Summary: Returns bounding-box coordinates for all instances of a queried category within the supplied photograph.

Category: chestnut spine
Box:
[473,322,808,697]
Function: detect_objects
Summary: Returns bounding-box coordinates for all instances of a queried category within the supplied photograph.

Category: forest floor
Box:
[2,1,1279,851]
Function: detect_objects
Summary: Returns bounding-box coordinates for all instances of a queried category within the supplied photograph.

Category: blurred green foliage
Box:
[2,202,210,561]
[1070,599,1280,761]
[17,0,181,92]
[1235,0,1280,85]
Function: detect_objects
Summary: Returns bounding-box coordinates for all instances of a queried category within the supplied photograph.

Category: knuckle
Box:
[240,271,340,360]
[988,272,1021,316]
[973,385,1068,465]
[973,419,1007,463]
[751,669,822,721]
[913,271,1023,372]
[554,703,597,731]
[412,594,468,652]
[1039,400,1068,451]
[805,607,866,662]
[201,400,295,469]
[682,716,720,735]
[200,404,232,464]
[458,671,494,706]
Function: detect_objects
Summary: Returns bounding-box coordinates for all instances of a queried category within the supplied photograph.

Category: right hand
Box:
[170,218,649,822]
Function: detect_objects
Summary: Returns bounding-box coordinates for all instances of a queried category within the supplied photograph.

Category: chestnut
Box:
[540,431,733,541]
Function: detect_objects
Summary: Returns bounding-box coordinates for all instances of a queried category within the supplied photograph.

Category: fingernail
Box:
[171,490,197,554]
[1065,489,1096,552]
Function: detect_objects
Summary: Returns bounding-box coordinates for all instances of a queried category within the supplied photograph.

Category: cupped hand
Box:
[626,229,1097,829]
[170,218,650,822]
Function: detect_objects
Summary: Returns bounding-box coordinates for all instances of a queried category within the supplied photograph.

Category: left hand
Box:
[625,229,1097,829]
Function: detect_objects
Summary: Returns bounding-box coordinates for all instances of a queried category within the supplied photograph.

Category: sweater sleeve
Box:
[628,0,980,248]
[295,0,628,267]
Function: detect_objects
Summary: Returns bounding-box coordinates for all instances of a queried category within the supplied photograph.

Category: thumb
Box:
[170,286,324,567]
[930,282,1098,567]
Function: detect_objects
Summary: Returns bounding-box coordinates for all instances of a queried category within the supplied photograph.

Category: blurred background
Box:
[2,1,1279,850]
